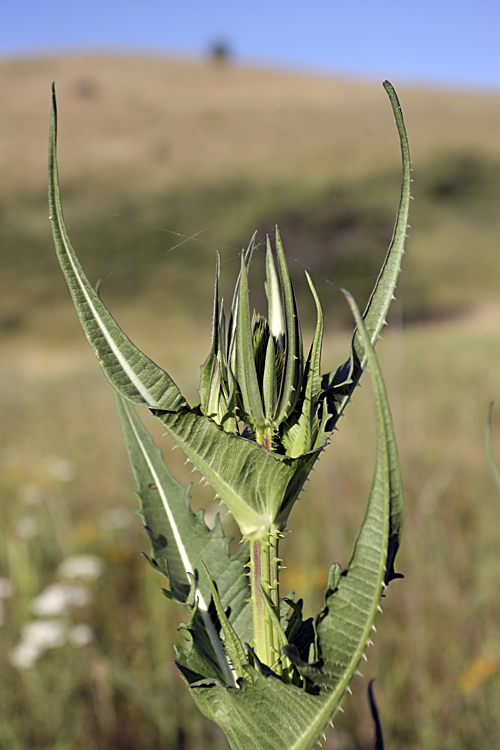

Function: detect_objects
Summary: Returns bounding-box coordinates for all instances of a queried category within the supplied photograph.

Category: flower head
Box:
[199,228,326,458]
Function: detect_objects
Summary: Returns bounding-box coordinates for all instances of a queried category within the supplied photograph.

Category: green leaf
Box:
[262,334,278,422]
[113,393,252,664]
[282,272,324,457]
[175,600,232,687]
[227,234,256,371]
[235,253,265,430]
[355,81,411,364]
[48,86,185,413]
[368,681,385,750]
[321,80,411,428]
[311,290,404,687]
[199,261,237,432]
[181,289,404,750]
[342,289,404,585]
[201,562,248,680]
[485,403,500,494]
[155,405,318,537]
[259,587,295,680]
[265,237,285,344]
[48,79,408,750]
[274,228,303,424]
[199,252,222,415]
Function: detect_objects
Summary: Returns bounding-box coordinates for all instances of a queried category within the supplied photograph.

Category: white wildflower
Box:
[21,619,66,649]
[0,578,13,598]
[31,583,89,617]
[9,619,66,669]
[9,640,43,669]
[58,555,105,580]
[69,623,94,646]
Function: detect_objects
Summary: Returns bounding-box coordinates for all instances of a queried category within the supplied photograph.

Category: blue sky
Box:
[2,0,500,91]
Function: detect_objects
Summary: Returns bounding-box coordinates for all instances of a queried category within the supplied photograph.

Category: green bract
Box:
[48,79,410,750]
[200,231,324,458]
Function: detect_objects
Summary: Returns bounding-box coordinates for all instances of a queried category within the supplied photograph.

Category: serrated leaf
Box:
[49,88,316,535]
[312,290,403,685]
[48,79,409,750]
[113,393,252,662]
[354,81,411,365]
[201,562,248,680]
[175,600,231,687]
[48,86,185,412]
[182,291,404,749]
[189,664,348,750]
[154,405,318,537]
[321,80,411,430]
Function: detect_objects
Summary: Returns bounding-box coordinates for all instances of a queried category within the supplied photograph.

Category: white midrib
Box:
[60,226,159,408]
[127,409,236,687]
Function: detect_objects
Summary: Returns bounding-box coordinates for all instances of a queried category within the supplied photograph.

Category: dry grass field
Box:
[3,54,500,198]
[1,54,500,749]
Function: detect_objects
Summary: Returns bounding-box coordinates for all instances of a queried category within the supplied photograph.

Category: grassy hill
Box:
[3,54,500,196]
[2,54,500,337]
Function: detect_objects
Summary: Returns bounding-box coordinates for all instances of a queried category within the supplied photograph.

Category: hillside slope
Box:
[2,54,500,199]
[2,55,500,334]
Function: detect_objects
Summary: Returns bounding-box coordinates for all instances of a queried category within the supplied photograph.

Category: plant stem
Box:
[249,526,281,671]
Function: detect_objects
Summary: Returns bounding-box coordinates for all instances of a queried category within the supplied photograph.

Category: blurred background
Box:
[1,2,500,748]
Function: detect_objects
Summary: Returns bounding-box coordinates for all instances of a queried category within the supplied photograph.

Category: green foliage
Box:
[48,80,410,748]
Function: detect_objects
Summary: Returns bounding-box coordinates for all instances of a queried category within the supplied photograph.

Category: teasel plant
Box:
[48,80,410,750]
